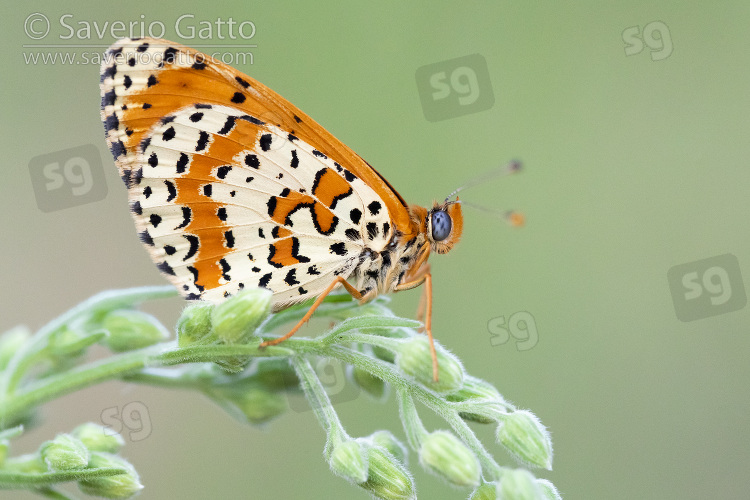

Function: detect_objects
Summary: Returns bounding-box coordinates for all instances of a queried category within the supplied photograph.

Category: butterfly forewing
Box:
[100,38,398,308]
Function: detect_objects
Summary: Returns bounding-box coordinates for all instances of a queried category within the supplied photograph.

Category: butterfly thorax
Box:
[351,204,433,299]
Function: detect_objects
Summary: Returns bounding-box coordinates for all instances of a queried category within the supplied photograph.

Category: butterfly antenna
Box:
[444,159,522,202]
[459,201,525,227]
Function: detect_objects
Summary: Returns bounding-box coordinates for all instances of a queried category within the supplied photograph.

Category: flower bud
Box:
[495,468,541,500]
[78,452,143,499]
[0,326,30,370]
[368,431,408,465]
[396,337,464,393]
[48,327,98,358]
[446,376,506,424]
[211,288,272,344]
[496,410,552,470]
[328,440,368,483]
[372,327,414,363]
[351,366,387,399]
[177,302,214,347]
[536,478,562,500]
[469,483,500,500]
[103,310,169,352]
[41,434,90,471]
[361,447,415,500]
[249,358,299,391]
[72,423,125,454]
[219,385,287,425]
[418,430,479,487]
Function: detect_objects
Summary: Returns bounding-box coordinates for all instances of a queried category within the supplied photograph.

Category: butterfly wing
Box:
[100,38,402,308]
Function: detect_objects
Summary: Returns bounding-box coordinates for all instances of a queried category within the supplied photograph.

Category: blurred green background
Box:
[3,2,750,499]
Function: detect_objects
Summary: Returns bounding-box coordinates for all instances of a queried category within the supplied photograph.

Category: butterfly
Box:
[100,38,465,380]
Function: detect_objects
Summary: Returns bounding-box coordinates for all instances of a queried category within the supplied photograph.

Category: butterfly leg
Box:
[260,276,363,348]
[395,269,437,382]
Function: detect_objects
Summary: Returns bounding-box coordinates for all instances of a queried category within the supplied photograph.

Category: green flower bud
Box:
[536,478,562,500]
[418,430,480,487]
[368,430,408,465]
[103,310,169,352]
[177,302,214,347]
[446,376,506,424]
[0,326,31,370]
[328,440,368,483]
[396,336,464,393]
[361,447,415,500]
[40,434,90,471]
[496,468,541,500]
[78,452,143,499]
[72,423,125,453]
[469,482,500,500]
[48,326,95,358]
[496,410,552,470]
[220,385,288,425]
[372,327,414,363]
[211,288,272,344]
[352,366,387,399]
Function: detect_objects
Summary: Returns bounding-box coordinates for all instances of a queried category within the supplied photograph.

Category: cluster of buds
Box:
[2,423,141,499]
[177,288,273,372]
[327,432,415,500]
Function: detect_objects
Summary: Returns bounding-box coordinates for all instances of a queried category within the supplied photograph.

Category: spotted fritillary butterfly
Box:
[100,38,465,379]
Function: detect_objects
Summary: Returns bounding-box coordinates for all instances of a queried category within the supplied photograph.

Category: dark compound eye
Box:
[431,210,452,242]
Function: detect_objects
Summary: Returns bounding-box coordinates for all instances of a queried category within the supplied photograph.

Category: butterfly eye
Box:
[431,210,452,242]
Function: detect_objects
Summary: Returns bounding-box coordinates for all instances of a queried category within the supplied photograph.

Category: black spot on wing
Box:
[176,153,189,173]
[183,235,199,260]
[139,230,154,246]
[284,269,300,286]
[345,229,361,241]
[350,208,362,224]
[236,76,251,88]
[259,134,272,151]
[218,116,237,135]
[175,207,192,229]
[164,180,177,202]
[231,92,246,104]
[330,242,347,256]
[195,131,210,151]
[224,230,235,248]
[258,272,272,289]
[157,261,175,276]
[368,201,382,216]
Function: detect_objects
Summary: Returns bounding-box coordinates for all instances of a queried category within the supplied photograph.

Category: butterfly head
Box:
[425,199,463,254]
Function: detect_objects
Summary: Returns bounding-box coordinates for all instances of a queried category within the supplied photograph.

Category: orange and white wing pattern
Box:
[100,38,396,309]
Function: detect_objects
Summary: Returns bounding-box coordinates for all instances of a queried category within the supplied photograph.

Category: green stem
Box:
[0,468,127,488]
[291,357,348,448]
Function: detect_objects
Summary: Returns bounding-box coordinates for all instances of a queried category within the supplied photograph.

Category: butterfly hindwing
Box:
[101,39,394,308]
